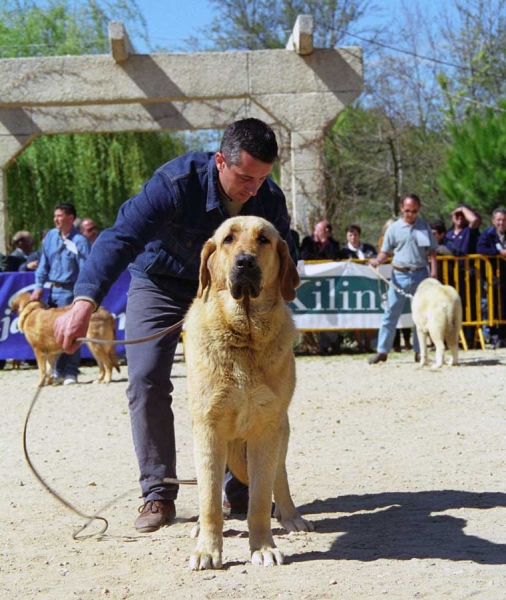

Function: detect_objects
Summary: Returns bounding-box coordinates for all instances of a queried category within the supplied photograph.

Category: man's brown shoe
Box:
[135,500,176,533]
[368,352,387,364]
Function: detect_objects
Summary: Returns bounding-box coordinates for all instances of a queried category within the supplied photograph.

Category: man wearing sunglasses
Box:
[368,194,438,364]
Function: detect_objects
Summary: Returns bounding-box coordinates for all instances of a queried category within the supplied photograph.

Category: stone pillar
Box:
[290,130,326,235]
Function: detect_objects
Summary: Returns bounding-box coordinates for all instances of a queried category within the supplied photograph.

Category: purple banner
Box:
[0,271,131,360]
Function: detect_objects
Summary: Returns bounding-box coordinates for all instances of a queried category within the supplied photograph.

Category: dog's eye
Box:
[258,235,270,244]
[223,234,234,244]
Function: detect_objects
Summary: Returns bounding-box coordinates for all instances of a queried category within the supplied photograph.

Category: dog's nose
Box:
[234,253,257,271]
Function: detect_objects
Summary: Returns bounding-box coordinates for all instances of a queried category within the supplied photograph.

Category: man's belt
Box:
[49,281,74,288]
[392,265,425,272]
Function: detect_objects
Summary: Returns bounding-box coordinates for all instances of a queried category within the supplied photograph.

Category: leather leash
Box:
[23,316,198,540]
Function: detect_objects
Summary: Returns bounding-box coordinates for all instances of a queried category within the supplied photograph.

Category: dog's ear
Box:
[197,238,217,298]
[277,238,300,302]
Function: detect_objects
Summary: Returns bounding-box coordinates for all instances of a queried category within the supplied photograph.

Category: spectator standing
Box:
[444,204,481,348]
[430,220,452,257]
[477,207,506,347]
[299,219,341,354]
[19,229,50,272]
[31,203,90,385]
[78,217,99,245]
[340,224,377,352]
[340,224,377,259]
[300,220,341,260]
[8,230,34,271]
[368,194,438,364]
[54,118,297,533]
[430,219,452,282]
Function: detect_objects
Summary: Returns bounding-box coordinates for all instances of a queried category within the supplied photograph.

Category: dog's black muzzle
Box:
[230,253,262,299]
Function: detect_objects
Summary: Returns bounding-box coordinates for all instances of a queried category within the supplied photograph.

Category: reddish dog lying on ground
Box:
[11,292,120,386]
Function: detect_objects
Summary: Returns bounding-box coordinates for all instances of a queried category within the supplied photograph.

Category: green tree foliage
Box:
[438,104,506,216]
[0,0,147,57]
[7,132,187,243]
[324,106,446,242]
[1,0,188,245]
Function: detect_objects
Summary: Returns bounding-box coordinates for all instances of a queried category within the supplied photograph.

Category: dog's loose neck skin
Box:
[211,289,289,350]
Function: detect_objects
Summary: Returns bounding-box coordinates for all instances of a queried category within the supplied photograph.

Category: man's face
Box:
[81,219,98,243]
[492,211,506,235]
[53,209,74,232]
[452,211,468,227]
[432,229,445,243]
[216,150,273,204]
[346,229,360,248]
[400,198,420,225]
[314,221,332,242]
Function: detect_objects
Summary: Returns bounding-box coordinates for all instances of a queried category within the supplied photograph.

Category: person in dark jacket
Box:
[54,118,297,534]
[340,224,376,260]
[300,220,341,260]
[477,207,506,346]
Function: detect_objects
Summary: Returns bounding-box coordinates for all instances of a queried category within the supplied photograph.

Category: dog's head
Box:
[197,216,300,302]
[11,292,35,315]
[10,292,43,333]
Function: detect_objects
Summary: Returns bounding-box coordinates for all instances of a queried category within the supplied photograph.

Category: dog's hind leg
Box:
[429,323,445,369]
[226,440,248,484]
[272,415,315,534]
[417,329,429,367]
[34,349,48,387]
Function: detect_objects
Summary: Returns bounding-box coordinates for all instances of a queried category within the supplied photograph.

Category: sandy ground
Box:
[2,345,506,600]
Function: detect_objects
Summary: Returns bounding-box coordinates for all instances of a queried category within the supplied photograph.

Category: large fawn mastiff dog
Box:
[184,216,314,570]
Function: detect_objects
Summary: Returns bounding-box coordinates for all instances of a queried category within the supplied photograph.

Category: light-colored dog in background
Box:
[184,216,314,571]
[11,292,120,386]
[412,278,463,369]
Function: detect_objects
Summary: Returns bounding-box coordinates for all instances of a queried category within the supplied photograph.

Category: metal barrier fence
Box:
[436,254,506,350]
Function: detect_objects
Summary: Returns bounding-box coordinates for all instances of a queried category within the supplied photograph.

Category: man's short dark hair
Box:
[347,224,361,235]
[220,118,278,165]
[54,203,77,217]
[401,193,421,206]
[430,219,446,234]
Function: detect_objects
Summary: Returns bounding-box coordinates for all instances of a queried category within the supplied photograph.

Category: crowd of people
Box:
[4,199,506,360]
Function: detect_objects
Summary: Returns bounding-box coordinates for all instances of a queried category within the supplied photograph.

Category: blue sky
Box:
[133,0,218,52]
[131,0,444,54]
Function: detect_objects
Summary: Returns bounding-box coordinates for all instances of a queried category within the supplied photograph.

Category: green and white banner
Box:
[290,261,415,331]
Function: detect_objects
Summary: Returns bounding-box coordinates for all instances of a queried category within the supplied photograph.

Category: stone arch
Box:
[0,16,362,251]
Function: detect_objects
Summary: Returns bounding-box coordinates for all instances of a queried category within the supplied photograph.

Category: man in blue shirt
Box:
[31,203,90,384]
[367,194,438,364]
[54,119,297,534]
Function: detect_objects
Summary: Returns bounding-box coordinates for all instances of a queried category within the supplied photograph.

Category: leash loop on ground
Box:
[23,317,196,540]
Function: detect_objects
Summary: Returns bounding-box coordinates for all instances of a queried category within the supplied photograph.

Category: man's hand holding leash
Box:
[54,300,95,354]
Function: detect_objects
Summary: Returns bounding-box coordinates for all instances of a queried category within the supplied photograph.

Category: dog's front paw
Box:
[189,550,222,570]
[251,547,285,566]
